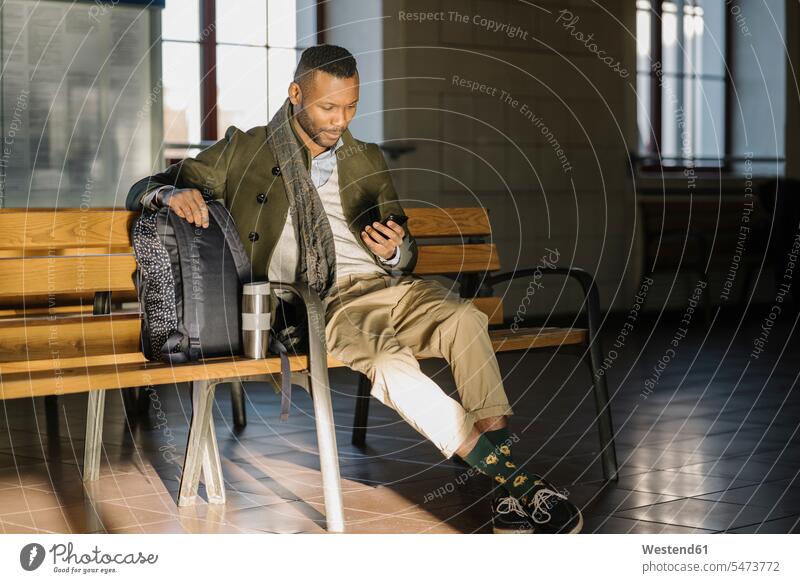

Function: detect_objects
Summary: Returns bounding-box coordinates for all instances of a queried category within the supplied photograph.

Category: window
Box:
[636,0,727,169]
[161,0,319,160]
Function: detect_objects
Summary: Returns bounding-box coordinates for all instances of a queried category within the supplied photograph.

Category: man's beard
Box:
[293,104,340,148]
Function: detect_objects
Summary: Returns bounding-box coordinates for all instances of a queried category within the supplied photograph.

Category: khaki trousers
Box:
[323,272,513,459]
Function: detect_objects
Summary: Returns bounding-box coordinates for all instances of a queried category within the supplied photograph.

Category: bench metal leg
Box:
[482,266,619,482]
[201,404,226,504]
[230,381,247,428]
[83,390,106,482]
[351,372,371,446]
[268,281,345,531]
[83,289,113,483]
[308,364,345,533]
[45,395,59,435]
[122,387,152,423]
[179,378,226,506]
[585,349,619,482]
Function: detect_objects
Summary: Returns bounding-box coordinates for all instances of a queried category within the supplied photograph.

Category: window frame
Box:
[637,0,732,174]
[163,0,325,160]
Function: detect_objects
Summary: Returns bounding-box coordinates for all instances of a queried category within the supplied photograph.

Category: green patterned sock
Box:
[484,427,513,455]
[463,434,540,500]
[484,427,514,496]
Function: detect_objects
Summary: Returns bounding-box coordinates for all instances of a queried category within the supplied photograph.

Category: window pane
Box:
[216,0,267,46]
[268,0,298,48]
[636,1,652,72]
[694,78,725,159]
[295,0,318,47]
[661,74,682,161]
[661,1,680,75]
[637,73,653,154]
[268,48,300,117]
[162,0,200,41]
[684,74,696,160]
[697,0,725,77]
[162,41,202,144]
[217,45,268,135]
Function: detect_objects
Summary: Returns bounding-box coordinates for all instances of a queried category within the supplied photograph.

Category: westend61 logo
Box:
[19,542,158,575]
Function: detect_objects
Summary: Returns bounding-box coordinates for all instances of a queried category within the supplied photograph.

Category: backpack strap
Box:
[207,202,253,284]
[161,332,191,364]
[169,216,204,355]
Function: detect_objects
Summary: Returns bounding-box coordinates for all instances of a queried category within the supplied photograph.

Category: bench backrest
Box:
[0,208,137,306]
[0,207,502,369]
[405,207,502,324]
[0,209,141,370]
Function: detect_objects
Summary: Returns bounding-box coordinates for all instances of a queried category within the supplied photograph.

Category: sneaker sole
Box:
[492,517,581,535]
[491,508,583,534]
[521,511,584,534]
[492,525,535,534]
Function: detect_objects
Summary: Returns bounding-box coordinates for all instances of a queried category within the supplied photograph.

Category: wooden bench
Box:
[0,207,618,533]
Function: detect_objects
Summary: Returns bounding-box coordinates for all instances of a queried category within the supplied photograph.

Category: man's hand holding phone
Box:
[361,214,408,260]
[165,188,210,228]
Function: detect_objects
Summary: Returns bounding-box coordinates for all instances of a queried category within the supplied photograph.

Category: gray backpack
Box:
[131,201,252,363]
[131,200,296,419]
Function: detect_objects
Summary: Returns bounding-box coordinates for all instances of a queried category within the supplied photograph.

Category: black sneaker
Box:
[520,476,583,534]
[491,494,535,534]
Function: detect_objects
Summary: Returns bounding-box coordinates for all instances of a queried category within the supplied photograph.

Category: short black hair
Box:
[293,44,357,90]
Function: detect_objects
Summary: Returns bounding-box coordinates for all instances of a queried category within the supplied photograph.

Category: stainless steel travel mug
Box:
[242,281,272,359]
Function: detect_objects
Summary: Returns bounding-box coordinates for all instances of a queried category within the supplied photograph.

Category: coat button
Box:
[256,192,267,204]
[248,232,259,242]
[271,165,281,176]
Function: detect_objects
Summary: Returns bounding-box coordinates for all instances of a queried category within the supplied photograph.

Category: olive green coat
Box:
[126,123,418,283]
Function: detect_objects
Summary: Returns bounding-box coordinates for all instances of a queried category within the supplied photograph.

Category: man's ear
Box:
[288,81,302,106]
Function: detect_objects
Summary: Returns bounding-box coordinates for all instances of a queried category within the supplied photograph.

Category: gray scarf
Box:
[266,97,337,299]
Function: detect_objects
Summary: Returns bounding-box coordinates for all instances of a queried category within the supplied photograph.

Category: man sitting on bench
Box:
[127,44,582,535]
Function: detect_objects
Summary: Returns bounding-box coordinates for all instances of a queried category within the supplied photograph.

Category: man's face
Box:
[290,70,359,149]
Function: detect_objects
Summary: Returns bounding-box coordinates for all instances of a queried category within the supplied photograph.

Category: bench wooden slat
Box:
[0,304,95,318]
[472,297,503,325]
[0,291,138,310]
[0,352,148,374]
[0,313,141,362]
[489,327,587,351]
[0,255,137,297]
[0,244,501,297]
[0,209,134,251]
[0,355,312,399]
[0,247,133,259]
[0,327,586,398]
[414,243,500,274]
[0,208,493,251]
[406,207,491,237]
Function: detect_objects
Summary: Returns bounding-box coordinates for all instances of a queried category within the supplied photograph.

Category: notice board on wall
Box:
[0,0,161,208]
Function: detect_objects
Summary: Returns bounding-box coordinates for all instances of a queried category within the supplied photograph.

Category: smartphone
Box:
[381,213,408,228]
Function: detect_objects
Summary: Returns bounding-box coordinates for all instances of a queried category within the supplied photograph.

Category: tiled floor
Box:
[1,307,798,534]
